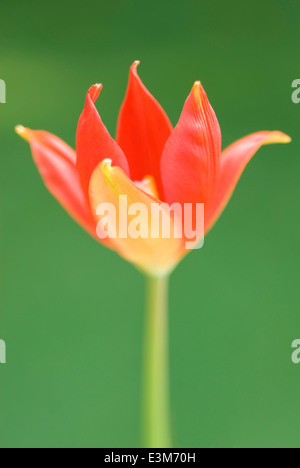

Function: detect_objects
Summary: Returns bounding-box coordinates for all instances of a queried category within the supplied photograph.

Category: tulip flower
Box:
[16,61,290,448]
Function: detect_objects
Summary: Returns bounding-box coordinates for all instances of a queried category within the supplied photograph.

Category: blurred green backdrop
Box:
[1,0,300,448]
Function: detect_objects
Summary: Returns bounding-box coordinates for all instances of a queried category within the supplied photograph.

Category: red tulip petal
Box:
[15,126,97,237]
[206,131,292,232]
[76,84,129,198]
[161,81,221,209]
[116,61,173,196]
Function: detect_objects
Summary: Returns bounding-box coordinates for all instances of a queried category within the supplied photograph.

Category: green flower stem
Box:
[143,274,172,448]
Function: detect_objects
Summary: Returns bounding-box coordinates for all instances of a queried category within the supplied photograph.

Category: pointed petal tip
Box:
[132,60,140,70]
[130,61,141,78]
[87,83,103,103]
[101,158,113,174]
[15,125,32,142]
[192,80,206,102]
[15,124,25,135]
[192,81,201,94]
[264,131,291,144]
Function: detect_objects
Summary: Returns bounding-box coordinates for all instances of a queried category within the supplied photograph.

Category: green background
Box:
[1,0,300,448]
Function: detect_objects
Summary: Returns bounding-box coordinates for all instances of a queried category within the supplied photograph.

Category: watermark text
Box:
[0,339,6,364]
[291,79,300,104]
[95,196,205,250]
[0,79,6,103]
[292,339,300,364]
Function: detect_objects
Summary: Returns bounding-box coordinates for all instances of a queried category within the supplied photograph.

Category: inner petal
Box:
[134,175,160,199]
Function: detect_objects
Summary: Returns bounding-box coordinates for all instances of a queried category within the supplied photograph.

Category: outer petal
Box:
[205,131,291,232]
[161,82,221,209]
[15,126,97,237]
[116,61,173,196]
[89,160,184,275]
[76,84,129,198]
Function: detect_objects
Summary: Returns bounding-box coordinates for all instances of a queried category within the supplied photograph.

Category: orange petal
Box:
[206,131,291,232]
[89,160,184,275]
